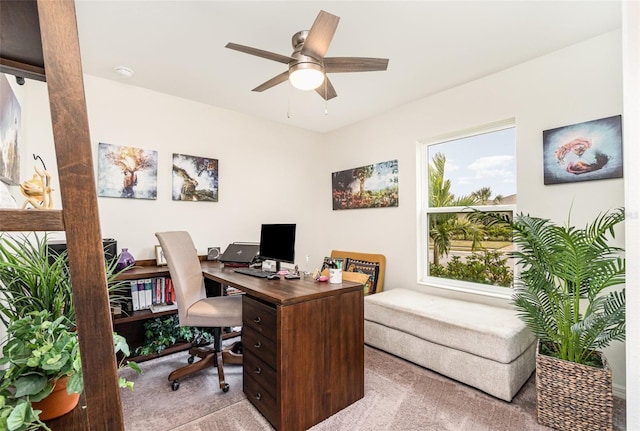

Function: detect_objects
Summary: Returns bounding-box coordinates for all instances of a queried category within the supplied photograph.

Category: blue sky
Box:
[428,127,516,199]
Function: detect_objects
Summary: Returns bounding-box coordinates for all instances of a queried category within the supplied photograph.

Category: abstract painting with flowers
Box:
[543,115,622,185]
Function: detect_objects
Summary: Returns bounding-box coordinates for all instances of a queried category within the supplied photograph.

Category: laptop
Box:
[219,243,260,265]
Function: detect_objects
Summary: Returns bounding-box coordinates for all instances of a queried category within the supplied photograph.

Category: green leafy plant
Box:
[0,233,128,326]
[0,311,141,431]
[134,314,215,357]
[483,207,626,366]
[429,249,513,287]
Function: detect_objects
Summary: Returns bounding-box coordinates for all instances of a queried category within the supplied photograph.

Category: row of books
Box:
[129,277,175,311]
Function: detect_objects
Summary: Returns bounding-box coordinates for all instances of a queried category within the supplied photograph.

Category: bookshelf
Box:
[112,260,181,362]
[112,257,220,363]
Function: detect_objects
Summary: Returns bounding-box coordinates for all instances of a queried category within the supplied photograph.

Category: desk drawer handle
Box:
[254,367,262,375]
[254,340,262,348]
[255,392,262,401]
[254,316,261,323]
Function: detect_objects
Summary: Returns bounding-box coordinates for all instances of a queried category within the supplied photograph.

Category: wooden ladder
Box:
[0,0,124,429]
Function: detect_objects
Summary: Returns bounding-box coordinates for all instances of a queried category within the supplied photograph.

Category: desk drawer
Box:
[243,326,276,367]
[243,350,276,398]
[244,372,278,428]
[243,296,276,338]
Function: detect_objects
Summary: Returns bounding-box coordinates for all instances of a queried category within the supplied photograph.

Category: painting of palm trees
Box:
[332,160,398,210]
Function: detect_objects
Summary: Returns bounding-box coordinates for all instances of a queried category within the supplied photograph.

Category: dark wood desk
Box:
[202,263,364,431]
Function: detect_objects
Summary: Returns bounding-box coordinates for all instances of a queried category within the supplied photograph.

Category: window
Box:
[418,120,516,297]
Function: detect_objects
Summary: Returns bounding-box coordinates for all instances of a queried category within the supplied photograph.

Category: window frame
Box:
[417,119,516,299]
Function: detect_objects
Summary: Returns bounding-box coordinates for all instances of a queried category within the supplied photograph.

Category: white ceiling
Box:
[74,1,622,134]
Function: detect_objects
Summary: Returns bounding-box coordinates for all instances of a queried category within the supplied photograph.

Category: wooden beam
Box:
[0,57,46,81]
[36,0,124,429]
[0,209,64,231]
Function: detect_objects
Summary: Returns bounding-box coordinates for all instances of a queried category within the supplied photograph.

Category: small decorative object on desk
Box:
[155,245,167,266]
[116,248,136,271]
[329,260,342,284]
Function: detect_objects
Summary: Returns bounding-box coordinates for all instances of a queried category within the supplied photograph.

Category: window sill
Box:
[417,278,513,300]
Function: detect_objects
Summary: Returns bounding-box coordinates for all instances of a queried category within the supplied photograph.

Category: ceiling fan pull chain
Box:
[324,79,328,115]
[287,82,291,119]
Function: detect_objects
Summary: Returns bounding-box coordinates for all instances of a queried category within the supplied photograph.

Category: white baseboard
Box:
[613,382,626,399]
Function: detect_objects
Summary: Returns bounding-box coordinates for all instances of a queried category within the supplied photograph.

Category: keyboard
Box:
[234,267,271,278]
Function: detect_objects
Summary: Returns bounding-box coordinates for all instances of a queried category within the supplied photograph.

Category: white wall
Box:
[13,29,628,395]
[321,30,626,393]
[20,76,327,267]
[622,1,639,427]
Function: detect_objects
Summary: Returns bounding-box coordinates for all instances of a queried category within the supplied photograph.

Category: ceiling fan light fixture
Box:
[289,62,324,91]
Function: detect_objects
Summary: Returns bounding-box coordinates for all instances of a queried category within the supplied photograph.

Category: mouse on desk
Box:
[267,274,280,280]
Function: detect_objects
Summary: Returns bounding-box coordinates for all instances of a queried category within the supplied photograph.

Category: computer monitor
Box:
[259,223,296,272]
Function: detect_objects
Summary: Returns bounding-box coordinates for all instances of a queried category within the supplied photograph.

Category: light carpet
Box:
[119,346,626,431]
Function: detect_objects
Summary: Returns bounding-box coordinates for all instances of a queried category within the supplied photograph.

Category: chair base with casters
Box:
[169,328,243,392]
[155,230,243,394]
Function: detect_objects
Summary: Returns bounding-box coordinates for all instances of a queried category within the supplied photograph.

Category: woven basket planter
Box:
[536,342,613,431]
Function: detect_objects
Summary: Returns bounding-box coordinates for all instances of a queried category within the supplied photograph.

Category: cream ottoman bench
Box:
[364,288,536,401]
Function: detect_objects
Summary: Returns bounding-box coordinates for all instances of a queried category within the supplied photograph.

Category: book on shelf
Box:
[143,278,153,309]
[166,278,175,304]
[150,302,178,313]
[126,276,175,312]
[137,279,146,309]
[130,280,140,311]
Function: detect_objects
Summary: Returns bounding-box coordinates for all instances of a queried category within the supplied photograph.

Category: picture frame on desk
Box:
[155,245,167,266]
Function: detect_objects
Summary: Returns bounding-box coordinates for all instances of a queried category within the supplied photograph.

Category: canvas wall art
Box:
[332,159,399,210]
[0,74,21,184]
[172,153,218,201]
[98,143,158,199]
[543,115,623,185]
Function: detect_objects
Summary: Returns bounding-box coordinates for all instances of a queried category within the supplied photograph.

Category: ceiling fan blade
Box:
[252,71,289,92]
[315,76,337,100]
[301,10,340,59]
[226,42,294,64]
[324,57,389,73]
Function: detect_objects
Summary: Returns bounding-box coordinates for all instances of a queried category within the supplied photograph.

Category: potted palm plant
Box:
[485,207,625,431]
[0,232,128,325]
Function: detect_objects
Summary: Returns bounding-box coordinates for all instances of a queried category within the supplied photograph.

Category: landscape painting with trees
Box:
[426,127,516,288]
[98,143,158,199]
[332,159,398,210]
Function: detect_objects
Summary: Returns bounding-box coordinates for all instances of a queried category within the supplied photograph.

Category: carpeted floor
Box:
[119,345,626,431]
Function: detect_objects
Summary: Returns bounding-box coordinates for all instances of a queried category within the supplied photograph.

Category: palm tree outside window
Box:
[419,120,517,297]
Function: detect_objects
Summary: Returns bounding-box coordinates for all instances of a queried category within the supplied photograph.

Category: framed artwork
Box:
[0,74,21,185]
[172,153,218,201]
[155,245,167,266]
[98,143,158,199]
[332,159,399,210]
[543,115,623,185]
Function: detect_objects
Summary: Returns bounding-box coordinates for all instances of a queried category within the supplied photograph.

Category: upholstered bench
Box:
[364,288,536,401]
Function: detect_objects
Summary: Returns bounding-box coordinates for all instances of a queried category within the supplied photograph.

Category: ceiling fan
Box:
[225,10,389,101]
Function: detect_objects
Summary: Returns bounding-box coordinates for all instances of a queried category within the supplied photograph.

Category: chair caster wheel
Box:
[172,380,180,391]
[187,355,195,364]
[222,383,230,393]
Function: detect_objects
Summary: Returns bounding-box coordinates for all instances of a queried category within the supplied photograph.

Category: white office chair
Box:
[155,231,242,392]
